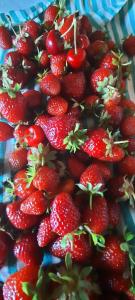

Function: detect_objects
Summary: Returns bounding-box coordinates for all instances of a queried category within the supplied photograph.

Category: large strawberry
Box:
[20,190,48,215]
[50,192,80,236]
[39,72,61,96]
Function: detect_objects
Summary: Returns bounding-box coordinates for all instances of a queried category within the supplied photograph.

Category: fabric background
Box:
[0,0,135,281]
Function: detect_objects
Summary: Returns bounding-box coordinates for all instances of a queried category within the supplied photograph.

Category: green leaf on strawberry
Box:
[63,123,87,153]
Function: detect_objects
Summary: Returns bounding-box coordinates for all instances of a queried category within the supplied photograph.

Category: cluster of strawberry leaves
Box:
[0,0,135,299]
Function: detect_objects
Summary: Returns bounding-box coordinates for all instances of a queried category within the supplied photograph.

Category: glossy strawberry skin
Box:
[8,148,28,171]
[80,164,105,189]
[46,29,64,55]
[47,96,68,116]
[33,165,59,193]
[37,216,56,247]
[50,53,67,77]
[20,190,48,215]
[13,124,29,144]
[50,192,80,236]
[51,234,92,262]
[24,125,45,147]
[100,52,119,71]
[40,73,61,96]
[62,72,86,100]
[90,67,112,93]
[83,196,109,234]
[59,15,75,43]
[44,5,59,27]
[39,50,50,68]
[14,233,42,265]
[16,36,35,57]
[3,265,39,300]
[0,26,12,49]
[14,169,36,199]
[0,122,13,141]
[22,20,41,40]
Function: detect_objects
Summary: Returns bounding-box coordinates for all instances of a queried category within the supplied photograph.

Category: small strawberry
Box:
[14,169,36,199]
[62,72,86,100]
[50,53,67,77]
[107,199,120,227]
[37,216,56,247]
[4,51,23,67]
[0,25,12,49]
[22,20,41,40]
[24,125,45,147]
[0,230,12,267]
[3,265,39,300]
[67,156,86,179]
[23,90,42,108]
[93,235,127,272]
[14,233,42,265]
[51,234,92,262]
[39,72,61,96]
[15,35,35,57]
[90,67,112,93]
[6,199,39,229]
[47,95,68,116]
[35,50,50,68]
[123,35,135,57]
[50,192,80,236]
[8,147,28,171]
[120,116,135,137]
[0,122,13,141]
[83,196,109,234]
[33,165,60,193]
[100,51,122,71]
[46,29,64,55]
[44,4,59,27]
[118,155,135,176]
[20,190,48,215]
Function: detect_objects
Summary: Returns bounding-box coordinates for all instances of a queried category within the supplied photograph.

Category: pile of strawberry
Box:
[0,1,135,299]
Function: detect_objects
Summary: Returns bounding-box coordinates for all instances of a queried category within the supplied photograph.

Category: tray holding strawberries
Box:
[0,0,135,299]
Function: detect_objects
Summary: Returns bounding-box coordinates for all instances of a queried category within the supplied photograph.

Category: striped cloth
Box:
[0,0,135,281]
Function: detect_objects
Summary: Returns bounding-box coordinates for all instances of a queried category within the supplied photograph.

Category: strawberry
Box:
[6,199,39,229]
[44,4,59,27]
[0,122,13,141]
[40,72,61,96]
[101,273,130,293]
[14,169,36,199]
[0,91,26,124]
[85,95,100,108]
[22,20,41,40]
[51,234,92,262]
[83,196,109,234]
[120,116,135,137]
[6,66,29,88]
[82,128,125,162]
[22,58,37,77]
[100,51,121,71]
[35,50,50,68]
[118,156,135,176]
[33,165,60,193]
[47,96,68,116]
[92,161,112,181]
[0,230,11,267]
[15,35,35,57]
[90,30,106,42]
[8,147,28,171]
[20,190,48,215]
[23,90,42,108]
[4,51,23,67]
[3,265,39,300]
[24,125,45,147]
[121,98,135,113]
[50,53,67,77]
[79,15,92,36]
[77,34,90,50]
[50,192,80,236]
[37,215,56,247]
[123,35,135,57]
[90,67,112,93]
[107,199,120,227]
[67,156,86,179]
[14,233,42,265]
[87,40,108,60]
[59,14,75,43]
[128,138,135,153]
[39,113,77,150]
[93,235,127,272]
[62,72,86,100]
[105,105,123,126]
[13,124,29,145]
[0,25,12,49]
[46,29,64,55]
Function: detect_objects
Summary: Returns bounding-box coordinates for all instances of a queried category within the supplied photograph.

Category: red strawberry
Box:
[105,105,123,126]
[3,265,39,300]
[13,124,29,145]
[14,169,36,199]
[24,125,45,147]
[51,234,92,262]
[22,20,41,40]
[90,30,106,42]
[77,34,90,50]
[59,15,75,43]
[39,113,77,150]
[6,199,39,229]
[44,5,59,27]
[0,25,12,49]
[8,147,28,171]
[50,192,80,236]
[20,190,48,215]
[46,29,64,55]
[123,35,135,57]
[33,165,59,193]
[82,128,125,162]
[14,233,42,265]
[107,200,120,227]
[87,40,108,60]
[121,98,135,113]
[23,90,42,108]
[36,50,50,68]
[50,53,67,77]
[90,67,112,93]
[100,51,120,71]
[47,96,68,116]
[85,95,100,108]
[0,230,11,267]
[62,72,86,100]
[6,66,29,88]
[15,36,35,57]
[37,216,56,247]
[83,196,109,234]
[80,164,105,191]
[101,273,130,293]
[0,92,26,124]
[93,235,127,272]
[128,138,135,153]
[0,122,13,141]
[118,155,135,176]
[40,72,61,96]
[67,156,86,179]
[92,161,112,181]
[79,15,92,36]
[22,58,37,77]
[120,116,135,137]
[4,51,23,67]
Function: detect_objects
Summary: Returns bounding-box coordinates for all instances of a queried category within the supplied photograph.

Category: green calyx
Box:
[22,267,45,300]
[63,123,88,153]
[96,75,116,93]
[34,48,43,62]
[84,225,105,248]
[119,176,135,208]
[0,68,21,98]
[61,233,74,250]
[4,179,15,198]
[77,183,104,209]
